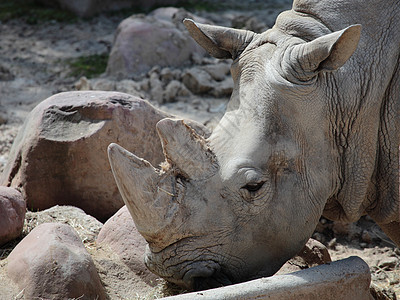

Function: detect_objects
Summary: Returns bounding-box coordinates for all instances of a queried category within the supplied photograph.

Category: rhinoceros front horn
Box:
[108,143,182,249]
[108,120,218,250]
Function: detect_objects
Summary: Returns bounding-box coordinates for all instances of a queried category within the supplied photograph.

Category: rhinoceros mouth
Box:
[177,259,234,290]
[143,237,239,290]
[190,269,234,291]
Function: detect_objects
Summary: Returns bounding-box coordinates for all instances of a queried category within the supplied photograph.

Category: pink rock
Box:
[0,186,25,246]
[106,8,207,77]
[0,91,171,221]
[97,205,158,285]
[7,223,106,299]
[277,239,332,275]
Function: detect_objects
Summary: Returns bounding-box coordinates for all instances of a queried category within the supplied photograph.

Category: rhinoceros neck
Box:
[271,1,400,224]
[287,1,400,224]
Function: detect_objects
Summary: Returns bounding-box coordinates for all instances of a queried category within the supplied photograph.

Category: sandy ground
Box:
[0,2,399,299]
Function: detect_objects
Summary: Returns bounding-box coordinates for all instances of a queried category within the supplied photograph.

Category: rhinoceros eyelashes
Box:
[242,181,265,193]
[240,181,266,202]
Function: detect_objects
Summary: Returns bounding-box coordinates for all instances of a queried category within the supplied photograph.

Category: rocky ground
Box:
[0,0,399,299]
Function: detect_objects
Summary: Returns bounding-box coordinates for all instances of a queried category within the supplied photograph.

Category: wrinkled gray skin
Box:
[108,0,400,291]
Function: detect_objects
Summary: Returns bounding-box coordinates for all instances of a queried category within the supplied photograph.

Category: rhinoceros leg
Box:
[378,221,400,247]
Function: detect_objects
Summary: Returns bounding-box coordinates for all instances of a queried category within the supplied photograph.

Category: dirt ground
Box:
[0,1,399,299]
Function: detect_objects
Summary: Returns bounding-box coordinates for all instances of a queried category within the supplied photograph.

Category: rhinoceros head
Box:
[108,18,361,290]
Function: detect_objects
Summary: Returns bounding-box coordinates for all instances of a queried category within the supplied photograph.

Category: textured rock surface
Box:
[182,67,215,94]
[25,205,103,244]
[0,186,25,246]
[277,238,332,275]
[0,91,171,221]
[97,205,159,285]
[106,7,208,78]
[7,223,106,299]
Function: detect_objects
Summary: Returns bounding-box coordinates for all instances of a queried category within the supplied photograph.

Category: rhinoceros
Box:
[108,0,400,290]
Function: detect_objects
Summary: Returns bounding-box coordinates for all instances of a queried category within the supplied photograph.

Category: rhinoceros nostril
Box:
[192,270,233,291]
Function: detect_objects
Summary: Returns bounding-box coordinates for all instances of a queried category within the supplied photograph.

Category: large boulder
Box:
[106,7,208,78]
[36,0,183,18]
[7,223,106,299]
[97,205,159,285]
[0,187,25,246]
[0,91,171,221]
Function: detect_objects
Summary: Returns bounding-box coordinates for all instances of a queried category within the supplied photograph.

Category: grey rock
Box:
[0,111,7,125]
[74,76,91,91]
[0,64,14,81]
[0,187,25,246]
[182,68,215,94]
[164,80,191,103]
[7,223,106,299]
[211,77,234,97]
[97,205,159,285]
[90,78,116,91]
[115,79,146,98]
[150,72,164,103]
[106,8,208,78]
[0,91,171,221]
[202,63,231,81]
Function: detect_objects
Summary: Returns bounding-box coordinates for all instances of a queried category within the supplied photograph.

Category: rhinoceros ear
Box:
[288,24,361,81]
[183,18,256,60]
[156,118,218,179]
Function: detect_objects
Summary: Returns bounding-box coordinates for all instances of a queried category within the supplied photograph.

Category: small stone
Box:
[359,242,368,248]
[299,238,332,267]
[74,76,91,90]
[116,79,145,98]
[160,67,175,83]
[0,64,14,81]
[164,80,182,103]
[0,111,7,125]
[211,77,234,97]
[312,232,325,244]
[91,78,116,91]
[327,238,337,249]
[361,230,372,243]
[202,63,231,81]
[378,257,398,270]
[182,68,214,94]
[0,187,26,246]
[150,73,164,103]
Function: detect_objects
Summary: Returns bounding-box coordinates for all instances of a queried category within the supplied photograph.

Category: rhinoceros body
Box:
[108,0,400,290]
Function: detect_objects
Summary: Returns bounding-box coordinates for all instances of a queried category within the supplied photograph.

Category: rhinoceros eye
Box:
[242,181,265,193]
